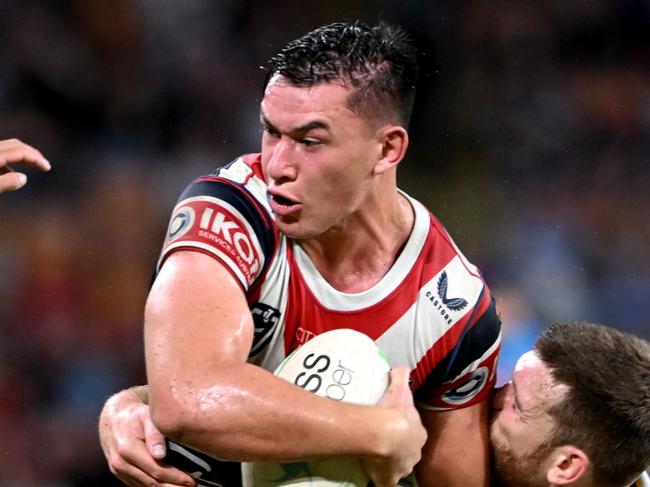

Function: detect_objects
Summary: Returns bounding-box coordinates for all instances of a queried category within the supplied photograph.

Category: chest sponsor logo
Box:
[166,206,196,242]
[198,207,260,277]
[249,303,280,357]
[425,270,468,325]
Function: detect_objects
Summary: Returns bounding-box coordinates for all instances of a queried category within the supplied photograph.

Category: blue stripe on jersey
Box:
[177,178,275,280]
[415,297,501,398]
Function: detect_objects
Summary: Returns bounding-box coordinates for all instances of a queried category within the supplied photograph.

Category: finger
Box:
[152,462,197,486]
[112,460,163,487]
[114,455,196,487]
[0,172,28,193]
[121,448,196,486]
[388,365,410,390]
[0,142,51,172]
[144,417,167,460]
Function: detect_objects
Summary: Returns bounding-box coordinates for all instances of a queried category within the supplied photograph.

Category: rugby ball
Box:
[243,328,391,487]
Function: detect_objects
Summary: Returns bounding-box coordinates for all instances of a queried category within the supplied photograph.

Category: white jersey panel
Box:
[376,255,485,368]
[248,236,291,372]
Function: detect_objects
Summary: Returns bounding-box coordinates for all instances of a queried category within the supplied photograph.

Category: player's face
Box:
[489,351,568,487]
[260,76,383,239]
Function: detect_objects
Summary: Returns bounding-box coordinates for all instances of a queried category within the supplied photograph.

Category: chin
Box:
[275,214,334,240]
[275,220,318,240]
[490,434,547,487]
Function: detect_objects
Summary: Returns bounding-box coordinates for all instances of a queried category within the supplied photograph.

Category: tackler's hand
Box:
[99,387,196,487]
[0,138,51,193]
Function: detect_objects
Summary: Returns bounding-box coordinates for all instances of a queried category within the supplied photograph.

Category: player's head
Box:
[490,322,650,487]
[263,21,418,128]
[259,22,418,239]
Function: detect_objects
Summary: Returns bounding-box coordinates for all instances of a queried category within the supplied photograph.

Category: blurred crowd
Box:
[0,0,648,484]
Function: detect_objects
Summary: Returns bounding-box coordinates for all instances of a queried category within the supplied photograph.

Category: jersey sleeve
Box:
[415,292,501,411]
[157,175,276,291]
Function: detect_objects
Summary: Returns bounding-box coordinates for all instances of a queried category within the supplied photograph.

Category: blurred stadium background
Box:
[0,0,648,484]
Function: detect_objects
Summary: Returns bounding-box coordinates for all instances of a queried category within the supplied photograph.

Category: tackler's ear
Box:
[546,445,591,485]
[373,125,409,175]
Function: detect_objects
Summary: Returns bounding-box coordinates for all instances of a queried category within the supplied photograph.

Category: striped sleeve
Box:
[157,176,275,291]
[415,294,502,410]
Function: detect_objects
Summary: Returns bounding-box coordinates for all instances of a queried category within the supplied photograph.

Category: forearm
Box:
[101,385,148,423]
[149,362,407,463]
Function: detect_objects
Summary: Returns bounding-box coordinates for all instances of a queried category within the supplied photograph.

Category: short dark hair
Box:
[536,322,650,487]
[263,21,418,127]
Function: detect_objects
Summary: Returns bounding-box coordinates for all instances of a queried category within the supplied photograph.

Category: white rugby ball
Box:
[243,328,391,487]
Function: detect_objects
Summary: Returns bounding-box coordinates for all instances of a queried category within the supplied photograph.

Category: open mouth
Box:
[272,194,297,206]
[268,192,302,217]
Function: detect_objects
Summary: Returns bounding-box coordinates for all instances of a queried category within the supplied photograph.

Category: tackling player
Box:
[489,322,650,487]
[99,21,501,487]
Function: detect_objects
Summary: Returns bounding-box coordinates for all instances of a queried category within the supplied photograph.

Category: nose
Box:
[264,138,297,184]
[491,382,510,411]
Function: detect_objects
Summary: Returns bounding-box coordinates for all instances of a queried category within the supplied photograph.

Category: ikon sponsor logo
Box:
[199,207,260,277]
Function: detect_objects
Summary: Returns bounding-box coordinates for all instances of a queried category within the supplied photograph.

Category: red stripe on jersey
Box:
[410,285,493,390]
[429,214,482,279]
[241,153,266,184]
[281,226,461,354]
[423,340,499,410]
[282,243,303,351]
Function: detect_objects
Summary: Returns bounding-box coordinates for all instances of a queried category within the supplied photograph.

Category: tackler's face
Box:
[489,351,569,487]
[260,75,382,240]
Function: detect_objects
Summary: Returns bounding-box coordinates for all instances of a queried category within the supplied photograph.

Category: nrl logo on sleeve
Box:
[167,206,196,242]
[249,303,281,357]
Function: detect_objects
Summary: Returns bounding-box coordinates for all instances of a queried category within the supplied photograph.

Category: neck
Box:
[297,185,414,293]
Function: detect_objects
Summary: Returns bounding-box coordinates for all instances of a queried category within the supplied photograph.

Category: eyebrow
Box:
[260,112,330,134]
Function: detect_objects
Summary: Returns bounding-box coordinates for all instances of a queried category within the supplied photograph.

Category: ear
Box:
[546,446,591,485]
[373,125,409,175]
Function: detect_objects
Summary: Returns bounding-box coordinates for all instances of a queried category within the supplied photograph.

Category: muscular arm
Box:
[414,401,490,487]
[146,251,421,469]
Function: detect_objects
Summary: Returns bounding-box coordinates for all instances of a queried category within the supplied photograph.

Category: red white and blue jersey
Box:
[158,153,501,411]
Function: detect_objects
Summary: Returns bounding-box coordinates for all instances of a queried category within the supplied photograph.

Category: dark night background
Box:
[0,1,648,484]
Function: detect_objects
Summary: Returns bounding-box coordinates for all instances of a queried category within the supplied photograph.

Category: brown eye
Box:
[263,126,280,138]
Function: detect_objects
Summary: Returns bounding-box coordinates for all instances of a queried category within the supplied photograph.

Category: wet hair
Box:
[263,21,418,127]
[536,322,650,487]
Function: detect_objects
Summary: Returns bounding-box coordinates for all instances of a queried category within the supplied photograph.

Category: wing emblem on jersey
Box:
[437,271,468,311]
